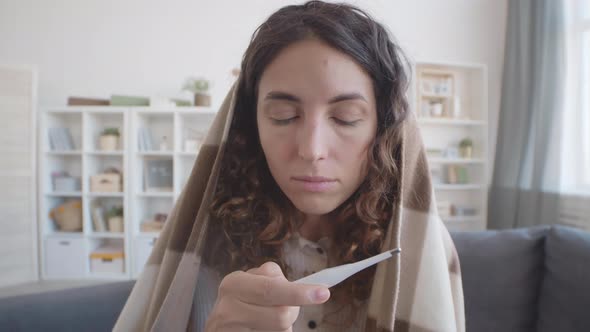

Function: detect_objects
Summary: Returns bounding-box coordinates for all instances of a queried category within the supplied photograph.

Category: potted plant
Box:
[459,138,473,158]
[106,205,124,233]
[182,77,211,107]
[99,127,120,151]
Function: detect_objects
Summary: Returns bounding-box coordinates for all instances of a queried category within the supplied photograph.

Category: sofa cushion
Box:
[451,226,548,332]
[0,281,134,332]
[537,225,590,332]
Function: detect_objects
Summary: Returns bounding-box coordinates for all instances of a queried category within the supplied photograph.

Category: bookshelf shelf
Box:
[46,191,83,197]
[88,232,125,239]
[85,192,125,198]
[45,150,83,156]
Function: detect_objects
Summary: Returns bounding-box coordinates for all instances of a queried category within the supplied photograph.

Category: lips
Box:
[292,176,336,182]
[291,176,337,192]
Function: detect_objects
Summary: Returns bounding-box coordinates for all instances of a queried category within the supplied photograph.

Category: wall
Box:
[0,0,507,177]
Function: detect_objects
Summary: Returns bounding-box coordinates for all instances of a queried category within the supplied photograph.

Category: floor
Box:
[0,280,113,299]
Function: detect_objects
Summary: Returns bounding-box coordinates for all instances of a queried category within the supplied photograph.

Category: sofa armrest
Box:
[0,281,134,332]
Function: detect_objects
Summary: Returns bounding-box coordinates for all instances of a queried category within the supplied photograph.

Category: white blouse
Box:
[193,233,368,331]
[283,233,368,331]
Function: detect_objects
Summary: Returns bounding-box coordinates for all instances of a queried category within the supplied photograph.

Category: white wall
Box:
[0,0,507,166]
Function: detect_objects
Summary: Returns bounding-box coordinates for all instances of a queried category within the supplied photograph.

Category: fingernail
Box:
[312,288,330,303]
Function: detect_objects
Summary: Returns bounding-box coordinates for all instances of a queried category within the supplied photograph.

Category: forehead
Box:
[258,38,374,102]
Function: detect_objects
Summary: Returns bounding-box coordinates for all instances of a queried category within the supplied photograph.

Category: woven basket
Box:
[50,200,83,231]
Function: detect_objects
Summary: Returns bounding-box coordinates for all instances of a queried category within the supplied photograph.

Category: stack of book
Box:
[67,97,110,106]
[110,95,149,106]
[446,165,469,184]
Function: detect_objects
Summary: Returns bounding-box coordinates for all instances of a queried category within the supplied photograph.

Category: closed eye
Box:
[271,116,299,126]
[332,118,361,127]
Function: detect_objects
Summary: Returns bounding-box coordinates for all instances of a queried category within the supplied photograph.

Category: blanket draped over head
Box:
[114,82,465,332]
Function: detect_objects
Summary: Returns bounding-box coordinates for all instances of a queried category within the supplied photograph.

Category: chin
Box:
[288,194,342,216]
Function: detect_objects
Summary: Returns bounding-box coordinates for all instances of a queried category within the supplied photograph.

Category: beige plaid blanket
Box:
[114,82,465,331]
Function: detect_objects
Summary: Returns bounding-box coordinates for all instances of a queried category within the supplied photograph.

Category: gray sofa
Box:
[1,225,589,331]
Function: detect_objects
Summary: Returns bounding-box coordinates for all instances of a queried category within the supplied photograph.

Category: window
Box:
[563,0,590,193]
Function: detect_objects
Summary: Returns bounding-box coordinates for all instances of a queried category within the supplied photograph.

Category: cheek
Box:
[258,125,292,167]
[337,132,374,177]
[354,142,372,172]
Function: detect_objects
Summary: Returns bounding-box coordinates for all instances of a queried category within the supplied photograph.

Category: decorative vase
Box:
[108,216,124,233]
[459,146,473,158]
[194,93,211,107]
[430,102,444,117]
[99,135,118,151]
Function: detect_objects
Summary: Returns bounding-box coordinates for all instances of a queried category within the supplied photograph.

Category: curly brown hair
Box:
[203,0,410,309]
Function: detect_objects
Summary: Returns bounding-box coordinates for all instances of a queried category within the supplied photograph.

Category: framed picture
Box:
[144,159,173,192]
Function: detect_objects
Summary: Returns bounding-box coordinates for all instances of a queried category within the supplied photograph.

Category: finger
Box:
[216,296,299,331]
[247,261,281,276]
[249,262,286,279]
[220,271,330,306]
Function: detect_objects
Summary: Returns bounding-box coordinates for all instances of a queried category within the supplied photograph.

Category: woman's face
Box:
[257,38,377,216]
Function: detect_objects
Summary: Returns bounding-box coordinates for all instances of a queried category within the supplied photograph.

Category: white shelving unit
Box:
[39,106,216,280]
[129,108,214,277]
[411,61,489,231]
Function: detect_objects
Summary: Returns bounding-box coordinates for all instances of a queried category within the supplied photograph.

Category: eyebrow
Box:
[264,91,368,104]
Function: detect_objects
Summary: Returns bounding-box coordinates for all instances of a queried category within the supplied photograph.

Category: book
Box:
[170,98,191,107]
[110,95,150,106]
[64,128,75,149]
[437,200,452,218]
[446,165,458,184]
[67,97,110,106]
[446,165,470,184]
[456,166,470,184]
[138,127,155,151]
[91,203,107,232]
[138,130,145,151]
[48,128,57,150]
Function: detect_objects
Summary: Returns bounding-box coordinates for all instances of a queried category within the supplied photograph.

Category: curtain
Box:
[488,0,566,229]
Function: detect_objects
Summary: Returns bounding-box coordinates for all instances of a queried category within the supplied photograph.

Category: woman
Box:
[115,2,464,331]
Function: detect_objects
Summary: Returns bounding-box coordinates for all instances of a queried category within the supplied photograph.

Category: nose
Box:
[297,118,328,162]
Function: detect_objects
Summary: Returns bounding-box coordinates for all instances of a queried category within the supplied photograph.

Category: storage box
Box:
[90,173,122,192]
[45,237,87,278]
[90,246,125,274]
[54,176,81,192]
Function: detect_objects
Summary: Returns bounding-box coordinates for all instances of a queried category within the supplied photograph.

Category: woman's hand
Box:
[205,262,330,332]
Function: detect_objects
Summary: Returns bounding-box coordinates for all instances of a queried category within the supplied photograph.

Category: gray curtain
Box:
[488,0,566,229]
